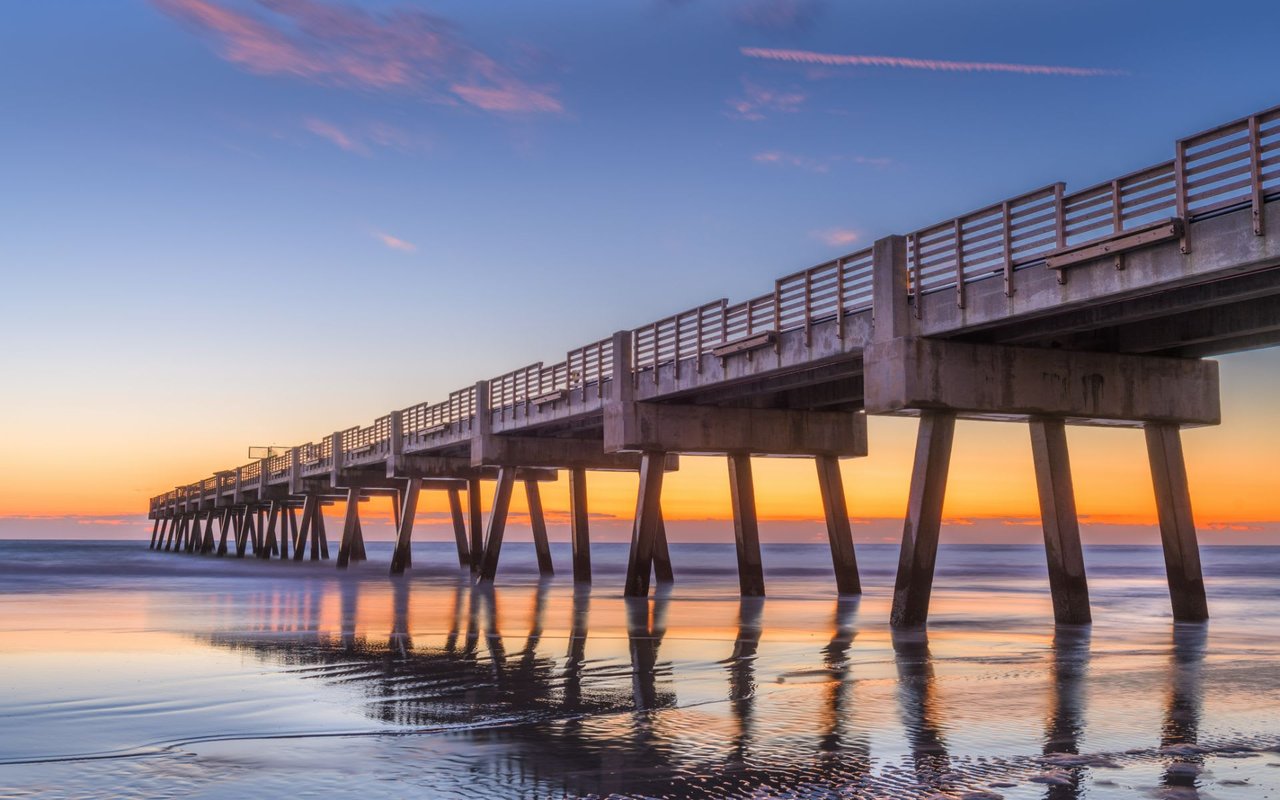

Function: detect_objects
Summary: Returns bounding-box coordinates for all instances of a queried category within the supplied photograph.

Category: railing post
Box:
[596,342,605,398]
[610,330,634,403]
[872,235,910,341]
[233,468,243,504]
[475,380,491,439]
[330,432,343,486]
[673,314,682,380]
[1249,114,1265,236]
[773,278,782,353]
[388,410,403,476]
[908,233,921,317]
[1053,181,1068,284]
[803,269,813,347]
[651,321,659,384]
[1111,179,1125,270]
[1001,200,1014,297]
[953,218,965,309]
[289,447,301,494]
[695,305,705,373]
[835,257,846,338]
[1175,138,1190,253]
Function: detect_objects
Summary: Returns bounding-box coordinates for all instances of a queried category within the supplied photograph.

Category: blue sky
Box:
[2,0,1279,535]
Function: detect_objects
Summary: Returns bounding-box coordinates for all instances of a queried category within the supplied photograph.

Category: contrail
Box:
[740,47,1127,77]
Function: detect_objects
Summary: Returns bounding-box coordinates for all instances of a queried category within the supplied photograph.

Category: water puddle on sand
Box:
[1,541,1279,798]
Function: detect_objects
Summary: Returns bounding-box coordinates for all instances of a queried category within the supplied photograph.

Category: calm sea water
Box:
[1,539,1279,799]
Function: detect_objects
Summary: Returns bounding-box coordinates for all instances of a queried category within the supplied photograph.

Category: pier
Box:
[150,105,1280,627]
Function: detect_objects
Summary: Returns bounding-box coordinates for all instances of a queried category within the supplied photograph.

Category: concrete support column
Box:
[216,509,230,556]
[236,510,251,558]
[727,453,766,597]
[162,516,175,551]
[337,488,361,569]
[352,513,366,562]
[624,452,667,597]
[890,411,956,628]
[1145,423,1209,622]
[816,455,861,595]
[280,507,293,559]
[653,511,675,584]
[313,505,329,560]
[260,501,279,559]
[569,467,591,584]
[477,468,516,582]
[390,477,421,575]
[148,519,160,549]
[525,480,554,576]
[169,515,183,552]
[467,478,484,574]
[202,513,215,555]
[293,496,316,562]
[447,487,469,568]
[1029,419,1092,625]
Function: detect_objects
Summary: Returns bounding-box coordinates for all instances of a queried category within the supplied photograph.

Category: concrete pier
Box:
[150,104,1280,627]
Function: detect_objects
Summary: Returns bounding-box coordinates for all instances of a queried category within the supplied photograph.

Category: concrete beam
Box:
[391,455,559,482]
[605,401,868,456]
[865,337,1219,427]
[472,434,679,471]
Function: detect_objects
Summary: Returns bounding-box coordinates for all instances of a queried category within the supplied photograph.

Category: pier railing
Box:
[908,106,1280,307]
[151,103,1280,509]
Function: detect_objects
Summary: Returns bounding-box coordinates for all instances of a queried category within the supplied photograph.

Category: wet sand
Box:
[1,540,1278,798]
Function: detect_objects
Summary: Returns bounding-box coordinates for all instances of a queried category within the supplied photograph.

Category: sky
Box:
[2,0,1279,544]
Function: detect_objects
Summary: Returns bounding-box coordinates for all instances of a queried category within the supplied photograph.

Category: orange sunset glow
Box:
[5,350,1277,541]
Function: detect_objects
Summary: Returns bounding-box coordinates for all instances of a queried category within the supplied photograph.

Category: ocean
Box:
[1,539,1278,799]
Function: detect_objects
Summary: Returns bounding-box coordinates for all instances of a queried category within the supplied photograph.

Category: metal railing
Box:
[150,103,1280,510]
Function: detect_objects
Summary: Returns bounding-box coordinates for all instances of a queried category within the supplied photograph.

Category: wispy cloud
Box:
[303,117,366,154]
[301,118,425,155]
[754,151,891,173]
[812,228,859,247]
[374,231,417,252]
[741,47,1128,77]
[153,0,563,114]
[726,80,806,121]
[754,150,830,173]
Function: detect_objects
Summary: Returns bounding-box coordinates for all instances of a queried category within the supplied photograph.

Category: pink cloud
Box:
[753,150,830,173]
[741,47,1128,77]
[301,118,426,155]
[727,80,806,121]
[754,151,892,173]
[374,231,416,252]
[303,117,367,154]
[153,0,563,114]
[812,228,859,247]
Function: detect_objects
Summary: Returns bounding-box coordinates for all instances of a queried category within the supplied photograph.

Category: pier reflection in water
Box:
[188,569,1264,799]
[4,542,1280,799]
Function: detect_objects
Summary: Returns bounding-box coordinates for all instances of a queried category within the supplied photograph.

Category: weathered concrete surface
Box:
[916,203,1280,338]
[864,337,1220,427]
[472,433,677,471]
[605,401,868,456]
[1029,418,1091,625]
[1145,423,1209,622]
